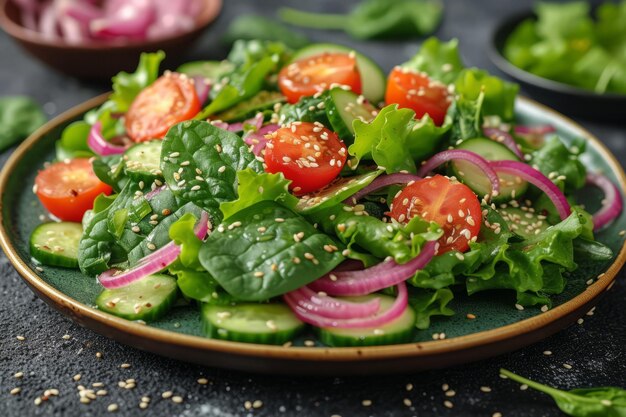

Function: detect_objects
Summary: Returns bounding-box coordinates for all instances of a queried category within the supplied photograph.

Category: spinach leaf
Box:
[160,120,263,224]
[402,37,464,84]
[349,104,450,173]
[223,15,309,49]
[410,288,454,329]
[308,204,441,264]
[278,0,443,40]
[500,369,626,417]
[109,51,165,113]
[0,96,46,151]
[220,169,298,220]
[447,91,484,143]
[226,39,292,70]
[277,92,330,127]
[199,201,344,301]
[92,155,128,192]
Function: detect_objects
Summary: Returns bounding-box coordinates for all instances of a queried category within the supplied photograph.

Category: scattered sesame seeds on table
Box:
[1,0,625,416]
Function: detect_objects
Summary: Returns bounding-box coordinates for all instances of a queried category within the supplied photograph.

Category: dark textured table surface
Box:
[1,1,625,416]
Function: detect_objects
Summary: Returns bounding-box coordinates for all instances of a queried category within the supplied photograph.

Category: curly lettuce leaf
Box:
[199,201,344,301]
[349,104,450,173]
[402,37,464,84]
[530,136,586,194]
[454,68,519,121]
[410,288,455,329]
[220,169,298,219]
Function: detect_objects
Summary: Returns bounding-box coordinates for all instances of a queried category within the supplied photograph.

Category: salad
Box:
[29,37,623,347]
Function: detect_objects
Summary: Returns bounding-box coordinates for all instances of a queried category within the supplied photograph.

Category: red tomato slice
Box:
[264,122,347,194]
[35,158,113,222]
[389,175,481,253]
[125,72,201,143]
[385,67,451,126]
[278,53,362,104]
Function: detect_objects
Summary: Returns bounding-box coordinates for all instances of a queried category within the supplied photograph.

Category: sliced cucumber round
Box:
[290,43,386,104]
[324,88,377,142]
[317,294,416,347]
[498,206,549,239]
[124,141,163,184]
[451,138,528,202]
[30,222,83,268]
[201,303,304,345]
[96,274,178,322]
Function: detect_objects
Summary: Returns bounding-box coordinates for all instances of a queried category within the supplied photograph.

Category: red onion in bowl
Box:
[586,173,623,230]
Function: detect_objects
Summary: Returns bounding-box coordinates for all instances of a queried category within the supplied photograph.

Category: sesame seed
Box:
[252,400,263,409]
[197,378,209,385]
[444,400,454,408]
[563,363,572,369]
[442,383,449,391]
[254,271,265,278]
[172,396,183,404]
[218,166,226,173]
[515,304,524,311]
[120,363,131,369]
[445,390,456,397]
[96,352,102,359]
[406,383,413,391]
[97,390,108,396]
[162,391,173,399]
[139,402,148,409]
[304,340,315,347]
[275,218,285,223]
[543,350,552,356]
[362,400,372,406]
[34,397,42,405]
[493,413,503,417]
[190,185,201,191]
[403,398,412,407]
[73,374,82,381]
[601,399,612,406]
[541,305,549,312]
[577,318,584,324]
[16,335,25,341]
[466,313,476,319]
[107,403,118,412]
[520,384,528,390]
[480,386,492,393]
[10,387,21,395]
[132,226,141,233]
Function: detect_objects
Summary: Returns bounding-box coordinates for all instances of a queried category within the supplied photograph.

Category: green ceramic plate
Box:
[1,94,625,375]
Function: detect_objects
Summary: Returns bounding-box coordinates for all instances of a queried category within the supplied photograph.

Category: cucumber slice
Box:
[324,88,377,142]
[124,141,163,183]
[96,274,178,322]
[290,43,386,104]
[214,91,285,122]
[30,222,83,268]
[451,138,528,202]
[498,206,549,239]
[317,294,416,347]
[201,303,304,345]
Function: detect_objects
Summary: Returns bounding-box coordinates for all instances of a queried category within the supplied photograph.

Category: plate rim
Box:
[1,93,625,364]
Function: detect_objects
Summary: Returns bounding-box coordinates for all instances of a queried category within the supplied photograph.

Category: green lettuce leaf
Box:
[199,201,344,301]
[410,288,455,329]
[349,104,450,173]
[530,136,586,194]
[55,121,94,161]
[402,37,464,84]
[220,169,298,219]
[454,68,519,121]
[109,51,165,113]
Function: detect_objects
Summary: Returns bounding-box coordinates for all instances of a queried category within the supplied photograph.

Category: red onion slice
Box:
[287,286,381,319]
[98,211,209,289]
[483,127,524,159]
[243,124,279,156]
[490,160,571,220]
[87,121,128,156]
[284,282,408,329]
[309,241,437,296]
[586,173,623,230]
[513,125,556,149]
[192,76,211,104]
[417,149,501,197]
[344,172,423,205]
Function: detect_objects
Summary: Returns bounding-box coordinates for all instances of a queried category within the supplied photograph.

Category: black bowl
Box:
[489,11,626,124]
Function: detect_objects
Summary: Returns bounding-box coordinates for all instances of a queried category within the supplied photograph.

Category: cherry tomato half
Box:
[264,122,347,194]
[125,72,201,143]
[385,67,451,126]
[35,158,113,222]
[389,175,481,253]
[278,53,362,104]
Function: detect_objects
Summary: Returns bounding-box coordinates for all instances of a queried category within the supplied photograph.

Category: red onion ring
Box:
[98,211,209,289]
[586,173,623,230]
[344,172,422,205]
[87,121,128,156]
[192,76,211,105]
[284,282,408,329]
[308,241,437,296]
[514,125,556,135]
[417,149,501,197]
[483,127,524,159]
[286,286,381,319]
[243,124,279,156]
[490,160,571,220]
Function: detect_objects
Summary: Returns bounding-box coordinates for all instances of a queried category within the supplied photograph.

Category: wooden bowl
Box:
[0,0,222,80]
